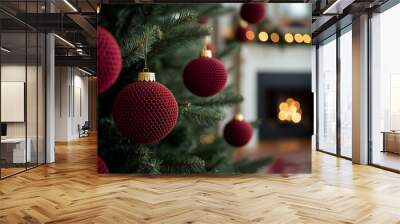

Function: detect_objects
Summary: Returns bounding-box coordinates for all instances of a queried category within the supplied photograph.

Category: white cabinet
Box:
[1,138,32,163]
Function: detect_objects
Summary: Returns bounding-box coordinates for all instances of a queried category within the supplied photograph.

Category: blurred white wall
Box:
[217,3,312,148]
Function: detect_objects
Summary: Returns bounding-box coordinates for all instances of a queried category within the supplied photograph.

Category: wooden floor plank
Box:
[0,135,400,223]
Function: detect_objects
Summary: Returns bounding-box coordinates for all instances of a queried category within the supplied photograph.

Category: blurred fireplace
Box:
[257,73,313,140]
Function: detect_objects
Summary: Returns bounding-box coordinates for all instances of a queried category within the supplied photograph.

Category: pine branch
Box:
[159,10,197,31]
[233,156,274,174]
[194,137,233,171]
[179,94,243,107]
[161,155,206,174]
[150,26,211,62]
[180,105,224,126]
[121,25,162,67]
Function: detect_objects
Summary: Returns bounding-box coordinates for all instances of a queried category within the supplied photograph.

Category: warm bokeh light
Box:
[292,113,302,123]
[294,33,303,43]
[245,30,255,41]
[293,101,300,109]
[271,33,280,43]
[239,19,248,28]
[277,98,302,124]
[289,105,297,113]
[258,31,268,42]
[279,102,288,111]
[200,133,216,144]
[284,33,294,43]
[278,111,288,121]
[223,27,234,38]
[303,34,312,44]
[286,98,294,104]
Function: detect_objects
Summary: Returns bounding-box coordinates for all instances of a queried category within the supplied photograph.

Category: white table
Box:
[1,138,31,163]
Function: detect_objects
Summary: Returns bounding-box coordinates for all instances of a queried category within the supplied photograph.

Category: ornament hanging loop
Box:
[200,36,212,58]
[138,30,155,82]
[144,34,148,70]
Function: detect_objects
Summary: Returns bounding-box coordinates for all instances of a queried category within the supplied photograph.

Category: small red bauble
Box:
[183,50,227,97]
[235,26,251,43]
[97,26,122,94]
[240,3,266,24]
[198,18,208,24]
[267,158,287,174]
[97,157,109,173]
[112,72,179,144]
[223,114,253,147]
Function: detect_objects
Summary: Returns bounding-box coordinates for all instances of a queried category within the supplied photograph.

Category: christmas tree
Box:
[98,4,273,174]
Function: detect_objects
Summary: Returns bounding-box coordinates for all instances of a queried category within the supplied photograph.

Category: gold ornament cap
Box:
[234,113,244,121]
[200,49,212,58]
[138,70,156,82]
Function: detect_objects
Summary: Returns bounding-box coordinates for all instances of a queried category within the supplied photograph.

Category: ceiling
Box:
[0,0,394,72]
[0,0,98,73]
[311,0,390,41]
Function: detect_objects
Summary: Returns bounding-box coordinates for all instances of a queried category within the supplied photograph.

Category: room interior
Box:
[0,27,46,177]
[0,0,96,179]
[0,0,399,223]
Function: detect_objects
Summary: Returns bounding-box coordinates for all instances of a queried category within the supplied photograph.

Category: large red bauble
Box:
[97,157,109,173]
[240,3,266,24]
[112,81,179,144]
[97,26,122,94]
[223,118,253,147]
[235,26,251,43]
[183,56,227,97]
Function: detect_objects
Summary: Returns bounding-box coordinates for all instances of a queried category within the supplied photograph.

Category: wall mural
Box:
[97,3,312,174]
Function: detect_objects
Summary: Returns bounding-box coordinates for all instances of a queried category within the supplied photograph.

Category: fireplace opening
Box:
[257,73,313,140]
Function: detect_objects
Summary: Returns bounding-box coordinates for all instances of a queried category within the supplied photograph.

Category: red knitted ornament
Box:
[97,26,122,94]
[198,18,208,24]
[97,157,109,173]
[183,50,227,97]
[223,115,253,147]
[235,26,251,43]
[267,158,287,174]
[240,3,266,24]
[112,73,178,144]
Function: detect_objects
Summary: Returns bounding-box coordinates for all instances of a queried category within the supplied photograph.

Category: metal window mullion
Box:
[25,0,28,171]
[36,0,39,167]
[336,27,341,157]
[316,44,320,150]
[367,11,373,165]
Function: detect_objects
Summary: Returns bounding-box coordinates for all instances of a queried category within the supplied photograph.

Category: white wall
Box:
[234,44,311,147]
[1,64,46,163]
[1,65,39,137]
[311,45,317,150]
[54,67,89,141]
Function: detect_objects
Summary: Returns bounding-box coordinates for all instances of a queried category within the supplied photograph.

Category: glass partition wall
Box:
[0,2,46,179]
[370,3,400,172]
[316,26,352,159]
[339,28,352,159]
[317,35,337,155]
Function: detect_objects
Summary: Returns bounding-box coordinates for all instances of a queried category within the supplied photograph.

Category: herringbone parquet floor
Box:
[1,135,400,224]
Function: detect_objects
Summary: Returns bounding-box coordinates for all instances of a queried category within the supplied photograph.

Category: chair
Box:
[78,121,90,138]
